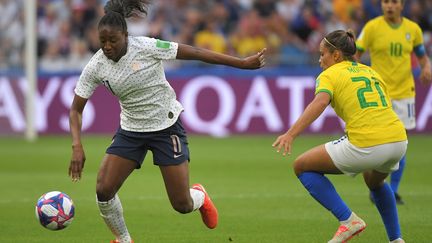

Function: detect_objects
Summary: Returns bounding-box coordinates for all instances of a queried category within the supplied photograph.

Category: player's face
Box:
[381,0,403,21]
[319,40,338,70]
[99,25,128,62]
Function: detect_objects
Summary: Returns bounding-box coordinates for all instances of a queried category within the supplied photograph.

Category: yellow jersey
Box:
[356,16,424,99]
[315,61,407,147]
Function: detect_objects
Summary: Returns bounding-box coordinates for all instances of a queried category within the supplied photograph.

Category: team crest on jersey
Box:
[405,33,411,41]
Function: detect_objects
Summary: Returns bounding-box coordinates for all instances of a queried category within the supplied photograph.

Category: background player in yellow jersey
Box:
[356,0,432,204]
[273,30,407,243]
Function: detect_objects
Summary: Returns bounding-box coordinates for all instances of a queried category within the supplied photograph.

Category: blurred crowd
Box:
[1,0,432,73]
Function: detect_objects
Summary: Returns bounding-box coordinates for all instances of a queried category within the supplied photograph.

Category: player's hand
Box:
[69,144,86,182]
[272,132,294,156]
[241,48,266,69]
[420,68,432,85]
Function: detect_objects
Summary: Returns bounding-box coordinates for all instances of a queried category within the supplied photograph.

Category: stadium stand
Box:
[1,0,432,73]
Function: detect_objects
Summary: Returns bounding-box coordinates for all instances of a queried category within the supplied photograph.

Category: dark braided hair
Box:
[99,0,151,32]
[323,30,357,61]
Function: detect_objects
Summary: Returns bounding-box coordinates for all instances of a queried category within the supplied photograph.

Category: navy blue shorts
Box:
[106,118,190,168]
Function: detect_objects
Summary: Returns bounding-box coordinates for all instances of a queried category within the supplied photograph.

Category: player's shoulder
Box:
[318,64,339,81]
[84,49,106,69]
[128,36,152,47]
[364,16,384,28]
[128,36,177,50]
[402,17,422,30]
[357,62,383,79]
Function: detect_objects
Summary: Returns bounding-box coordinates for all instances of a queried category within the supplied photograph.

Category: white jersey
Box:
[74,36,183,132]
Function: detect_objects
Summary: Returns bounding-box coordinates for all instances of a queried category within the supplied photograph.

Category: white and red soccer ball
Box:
[35,191,75,230]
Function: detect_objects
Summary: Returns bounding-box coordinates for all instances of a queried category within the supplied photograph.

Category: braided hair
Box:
[99,0,151,32]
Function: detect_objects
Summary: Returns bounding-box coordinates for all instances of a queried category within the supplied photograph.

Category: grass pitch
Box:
[0,134,431,242]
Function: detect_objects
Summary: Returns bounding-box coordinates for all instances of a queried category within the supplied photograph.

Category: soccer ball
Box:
[35,191,75,230]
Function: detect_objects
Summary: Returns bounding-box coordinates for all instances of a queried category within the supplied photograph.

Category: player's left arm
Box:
[413,23,432,85]
[414,44,432,84]
[176,43,266,69]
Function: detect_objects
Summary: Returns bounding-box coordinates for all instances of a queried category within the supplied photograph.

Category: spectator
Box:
[229,9,267,57]
[194,19,227,54]
[2,0,431,71]
[291,5,321,42]
[65,38,93,71]
[39,41,67,72]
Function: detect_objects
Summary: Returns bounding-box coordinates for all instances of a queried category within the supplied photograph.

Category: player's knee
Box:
[292,157,305,176]
[366,178,385,191]
[96,183,116,201]
[171,199,193,214]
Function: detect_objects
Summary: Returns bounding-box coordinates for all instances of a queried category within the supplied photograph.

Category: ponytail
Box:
[99,0,151,32]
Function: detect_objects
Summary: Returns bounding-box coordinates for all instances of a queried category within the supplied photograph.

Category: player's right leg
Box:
[97,153,137,243]
[293,143,366,242]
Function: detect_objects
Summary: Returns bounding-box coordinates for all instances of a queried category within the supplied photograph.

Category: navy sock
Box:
[371,183,401,241]
[390,155,406,194]
[298,172,351,221]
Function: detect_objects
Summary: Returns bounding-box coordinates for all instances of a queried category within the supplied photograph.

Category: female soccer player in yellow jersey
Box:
[273,30,407,243]
[356,0,432,204]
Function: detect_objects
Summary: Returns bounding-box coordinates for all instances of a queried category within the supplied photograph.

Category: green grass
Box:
[0,134,431,242]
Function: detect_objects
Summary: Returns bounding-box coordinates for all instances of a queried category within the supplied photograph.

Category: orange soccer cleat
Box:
[192,183,218,229]
[328,213,366,243]
[110,240,133,243]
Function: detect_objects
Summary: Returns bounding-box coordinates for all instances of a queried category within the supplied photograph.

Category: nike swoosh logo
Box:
[174,154,183,158]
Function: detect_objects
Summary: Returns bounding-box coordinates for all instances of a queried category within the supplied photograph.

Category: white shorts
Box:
[325,136,407,177]
[392,97,415,130]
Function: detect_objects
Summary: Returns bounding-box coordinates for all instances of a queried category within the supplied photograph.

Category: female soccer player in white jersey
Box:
[68,0,266,242]
[356,0,432,204]
[273,30,407,243]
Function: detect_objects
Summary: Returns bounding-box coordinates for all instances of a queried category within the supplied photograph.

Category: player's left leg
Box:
[293,144,366,242]
[158,161,218,229]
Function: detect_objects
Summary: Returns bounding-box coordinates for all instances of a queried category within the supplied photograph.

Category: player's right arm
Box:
[272,92,330,156]
[69,94,88,182]
[355,22,370,62]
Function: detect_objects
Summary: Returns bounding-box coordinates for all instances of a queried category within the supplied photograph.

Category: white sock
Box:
[390,238,405,243]
[340,212,355,225]
[97,194,132,243]
[190,188,205,211]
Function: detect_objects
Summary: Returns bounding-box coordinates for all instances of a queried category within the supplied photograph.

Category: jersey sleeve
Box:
[412,23,426,57]
[356,24,370,52]
[74,58,100,99]
[315,72,334,99]
[413,23,424,47]
[140,37,178,60]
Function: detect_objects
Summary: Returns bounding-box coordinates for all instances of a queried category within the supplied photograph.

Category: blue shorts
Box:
[106,119,190,168]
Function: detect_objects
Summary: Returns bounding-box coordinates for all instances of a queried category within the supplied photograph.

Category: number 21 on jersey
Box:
[351,76,388,109]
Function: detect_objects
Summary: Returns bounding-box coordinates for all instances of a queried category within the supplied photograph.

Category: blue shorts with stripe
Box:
[106,118,190,168]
